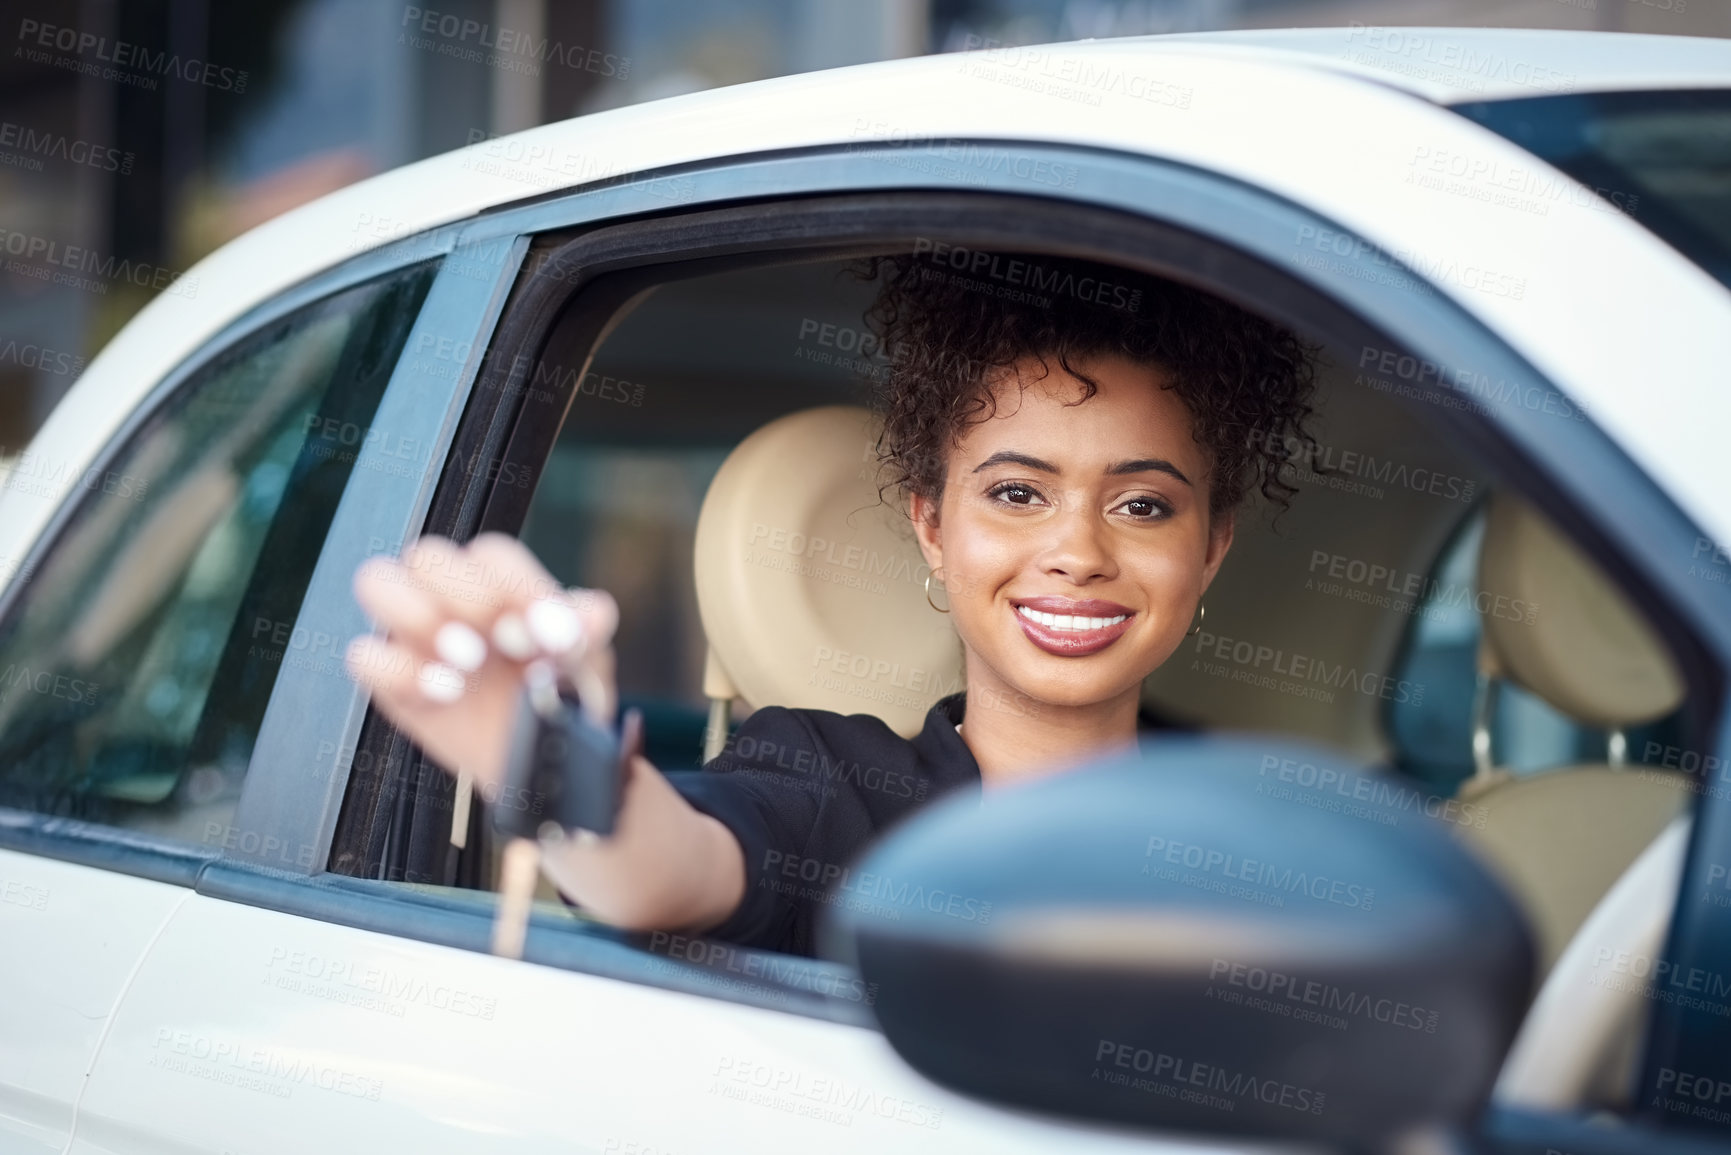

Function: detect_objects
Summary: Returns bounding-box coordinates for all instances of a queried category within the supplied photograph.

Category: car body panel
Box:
[67,892,1248,1155]
[3,31,1730,588]
[0,848,188,1155]
[223,235,528,872]
[1144,26,1731,101]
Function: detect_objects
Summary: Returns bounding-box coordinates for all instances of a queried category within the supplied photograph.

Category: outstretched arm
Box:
[345,533,744,932]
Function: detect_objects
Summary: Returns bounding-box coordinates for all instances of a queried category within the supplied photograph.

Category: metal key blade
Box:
[492,835,541,959]
[450,769,473,849]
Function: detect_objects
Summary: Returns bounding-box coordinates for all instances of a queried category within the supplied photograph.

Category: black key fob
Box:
[495,684,639,839]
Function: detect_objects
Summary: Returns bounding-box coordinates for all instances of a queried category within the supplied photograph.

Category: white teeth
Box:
[1016,606,1128,631]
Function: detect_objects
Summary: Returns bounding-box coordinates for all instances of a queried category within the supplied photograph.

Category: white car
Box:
[2,25,1730,1155]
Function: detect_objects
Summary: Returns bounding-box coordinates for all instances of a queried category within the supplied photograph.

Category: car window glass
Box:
[0,261,437,846]
[1388,505,1687,795]
[1456,90,1731,289]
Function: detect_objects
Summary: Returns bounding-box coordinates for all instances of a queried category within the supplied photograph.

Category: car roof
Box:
[1128,26,1731,102]
[9,28,1731,564]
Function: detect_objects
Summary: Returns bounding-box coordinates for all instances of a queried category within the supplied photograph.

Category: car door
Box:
[46,196,1285,1155]
[57,239,1189,1155]
[0,256,438,1155]
[0,841,192,1155]
[67,135,1731,1155]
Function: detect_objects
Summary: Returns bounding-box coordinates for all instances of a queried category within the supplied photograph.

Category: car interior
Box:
[454,245,1701,1109]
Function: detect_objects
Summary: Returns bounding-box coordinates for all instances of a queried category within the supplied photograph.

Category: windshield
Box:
[1454,90,1731,289]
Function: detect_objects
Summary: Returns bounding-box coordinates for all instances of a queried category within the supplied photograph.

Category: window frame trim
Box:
[195,857,879,1028]
[225,235,529,874]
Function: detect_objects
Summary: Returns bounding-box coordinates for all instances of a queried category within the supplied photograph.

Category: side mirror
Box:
[827,739,1534,1148]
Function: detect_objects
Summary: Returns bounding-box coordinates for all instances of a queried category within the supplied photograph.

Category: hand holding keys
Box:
[346,534,628,958]
[487,656,639,958]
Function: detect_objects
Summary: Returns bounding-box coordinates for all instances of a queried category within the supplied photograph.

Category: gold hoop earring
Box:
[924,569,950,614]
[1186,602,1206,637]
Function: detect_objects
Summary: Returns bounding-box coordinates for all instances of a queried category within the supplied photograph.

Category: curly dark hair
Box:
[858,247,1320,521]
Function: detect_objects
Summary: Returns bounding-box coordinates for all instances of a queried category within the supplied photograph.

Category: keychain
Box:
[481,631,640,959]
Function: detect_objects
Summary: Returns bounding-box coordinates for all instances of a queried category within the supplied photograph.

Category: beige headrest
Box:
[1478,494,1683,728]
[693,406,963,737]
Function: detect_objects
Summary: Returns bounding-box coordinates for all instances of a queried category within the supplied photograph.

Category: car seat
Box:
[691,406,963,758]
[1455,493,1692,974]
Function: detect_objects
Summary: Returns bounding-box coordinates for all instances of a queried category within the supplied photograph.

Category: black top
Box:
[670,692,980,958]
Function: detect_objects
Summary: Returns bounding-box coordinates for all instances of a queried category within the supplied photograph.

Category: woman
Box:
[345,250,1318,956]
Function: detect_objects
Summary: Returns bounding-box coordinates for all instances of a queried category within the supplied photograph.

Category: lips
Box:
[1011,596,1136,658]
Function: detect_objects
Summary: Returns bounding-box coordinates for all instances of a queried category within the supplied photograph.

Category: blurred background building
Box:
[0,0,1725,450]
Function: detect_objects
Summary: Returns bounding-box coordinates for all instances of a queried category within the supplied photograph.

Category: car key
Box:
[488,655,640,958]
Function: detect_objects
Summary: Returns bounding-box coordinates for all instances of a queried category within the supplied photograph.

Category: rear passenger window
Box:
[1387,503,1688,795]
[0,262,437,844]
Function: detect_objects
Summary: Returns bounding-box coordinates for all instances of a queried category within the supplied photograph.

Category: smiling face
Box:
[910,353,1234,715]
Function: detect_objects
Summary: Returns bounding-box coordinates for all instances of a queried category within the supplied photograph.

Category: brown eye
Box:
[988,482,1042,506]
[1118,496,1172,520]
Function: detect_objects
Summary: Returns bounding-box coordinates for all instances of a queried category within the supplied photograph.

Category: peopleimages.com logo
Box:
[1093,1039,1326,1115]
[400,7,629,78]
[1144,836,1375,910]
[0,227,197,299]
[1190,629,1425,707]
[1246,428,1478,504]
[1207,957,1439,1033]
[0,119,133,174]
[1258,755,1485,829]
[911,239,1143,313]
[1355,344,1587,422]
[15,18,249,91]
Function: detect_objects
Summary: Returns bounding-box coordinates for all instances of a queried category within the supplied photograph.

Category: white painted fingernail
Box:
[491,613,538,661]
[434,621,488,672]
[526,599,584,655]
[418,661,466,703]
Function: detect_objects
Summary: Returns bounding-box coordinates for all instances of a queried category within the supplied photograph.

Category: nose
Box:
[1036,505,1117,584]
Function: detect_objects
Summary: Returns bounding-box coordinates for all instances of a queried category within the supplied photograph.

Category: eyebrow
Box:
[972,450,1192,487]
